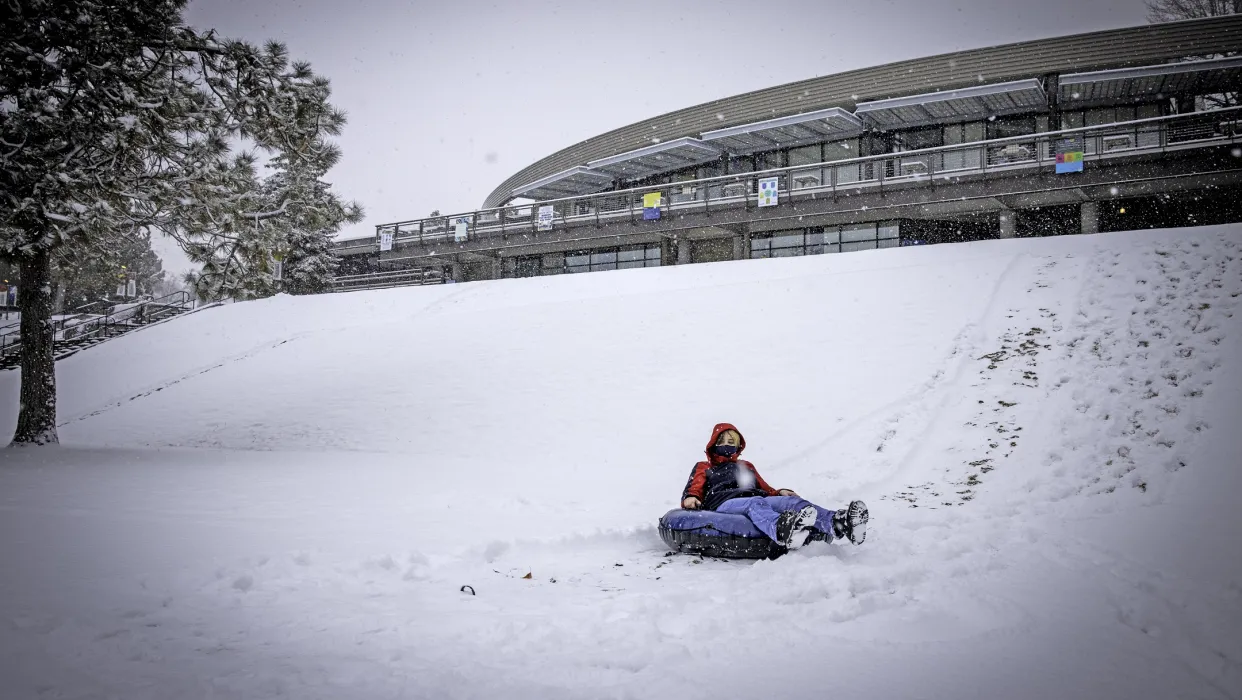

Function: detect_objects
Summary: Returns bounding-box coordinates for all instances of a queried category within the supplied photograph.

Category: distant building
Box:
[334,16,1242,290]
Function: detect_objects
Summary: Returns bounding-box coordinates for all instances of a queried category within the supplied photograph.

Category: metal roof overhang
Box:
[698,107,865,154]
[1059,56,1242,106]
[510,166,615,200]
[855,78,1048,130]
[586,137,722,179]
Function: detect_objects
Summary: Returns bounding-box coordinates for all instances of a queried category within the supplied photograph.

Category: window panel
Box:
[590,251,617,266]
[565,253,589,268]
[877,238,900,249]
[841,240,878,253]
[772,247,803,258]
[878,222,900,240]
[1062,111,1084,129]
[841,223,877,243]
[788,144,822,166]
[1138,103,1161,119]
[823,227,841,244]
[618,248,645,262]
[805,228,825,245]
[771,232,804,249]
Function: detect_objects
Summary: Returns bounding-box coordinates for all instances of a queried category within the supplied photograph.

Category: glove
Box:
[682,496,701,510]
[778,488,798,497]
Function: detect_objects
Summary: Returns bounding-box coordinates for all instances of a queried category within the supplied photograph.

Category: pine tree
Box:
[1,0,353,446]
[1146,0,1241,22]
[186,151,361,300]
[54,229,165,309]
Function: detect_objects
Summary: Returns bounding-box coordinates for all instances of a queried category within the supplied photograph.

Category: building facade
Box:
[333,16,1242,291]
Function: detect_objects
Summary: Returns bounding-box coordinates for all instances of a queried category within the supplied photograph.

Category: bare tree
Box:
[1146,0,1241,21]
[1146,0,1239,109]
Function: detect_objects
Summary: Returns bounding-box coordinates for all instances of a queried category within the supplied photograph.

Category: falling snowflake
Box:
[1109,186,1119,196]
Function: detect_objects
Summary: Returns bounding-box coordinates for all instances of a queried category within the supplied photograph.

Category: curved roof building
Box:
[334,16,1242,291]
[486,16,1242,208]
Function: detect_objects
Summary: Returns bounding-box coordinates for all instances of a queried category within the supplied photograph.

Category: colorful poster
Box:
[1055,138,1084,174]
[642,192,661,221]
[454,218,469,242]
[758,177,779,207]
[537,205,554,231]
[379,230,394,252]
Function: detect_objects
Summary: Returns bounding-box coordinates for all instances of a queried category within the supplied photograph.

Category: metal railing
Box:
[332,267,447,292]
[354,107,1241,252]
[0,291,195,366]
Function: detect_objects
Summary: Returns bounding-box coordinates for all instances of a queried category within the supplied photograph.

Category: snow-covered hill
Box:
[2,225,1240,699]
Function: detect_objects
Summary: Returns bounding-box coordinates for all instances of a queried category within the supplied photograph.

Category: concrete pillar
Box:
[998,212,1016,239]
[742,231,751,260]
[676,237,691,265]
[1080,201,1099,234]
[732,234,743,260]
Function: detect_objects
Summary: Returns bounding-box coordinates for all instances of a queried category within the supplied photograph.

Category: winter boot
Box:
[831,500,869,545]
[775,505,818,549]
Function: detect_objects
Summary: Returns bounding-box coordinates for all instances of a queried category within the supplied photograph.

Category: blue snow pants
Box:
[714,495,835,543]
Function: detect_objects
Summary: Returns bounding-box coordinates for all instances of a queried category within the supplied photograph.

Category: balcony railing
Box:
[356,107,1241,252]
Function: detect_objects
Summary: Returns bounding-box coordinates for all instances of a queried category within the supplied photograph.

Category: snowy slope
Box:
[1,225,1240,699]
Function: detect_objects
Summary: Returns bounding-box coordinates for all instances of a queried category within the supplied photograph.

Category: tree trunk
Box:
[11,247,58,446]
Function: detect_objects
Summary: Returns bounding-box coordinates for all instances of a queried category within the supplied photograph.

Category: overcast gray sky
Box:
[156,0,1151,273]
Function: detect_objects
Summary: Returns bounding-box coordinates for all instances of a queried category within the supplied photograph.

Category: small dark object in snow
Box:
[522,572,532,579]
[460,585,475,596]
[614,563,624,567]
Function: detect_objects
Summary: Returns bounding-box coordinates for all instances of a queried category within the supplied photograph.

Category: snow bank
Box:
[1,225,1240,699]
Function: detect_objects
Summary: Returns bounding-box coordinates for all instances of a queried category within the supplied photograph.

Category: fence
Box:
[364,107,1241,250]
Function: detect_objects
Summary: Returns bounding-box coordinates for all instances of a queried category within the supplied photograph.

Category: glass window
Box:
[788,144,822,166]
[841,240,878,253]
[1138,103,1161,120]
[1062,111,1084,129]
[986,115,1036,140]
[750,237,772,258]
[756,151,785,170]
[825,139,858,162]
[618,248,645,262]
[877,238,900,249]
[805,228,825,245]
[841,223,877,243]
[771,232,804,250]
[727,156,754,174]
[878,221,900,240]
[565,253,589,270]
[897,127,942,151]
[590,251,617,268]
[964,122,985,143]
[772,246,802,258]
[1085,107,1114,127]
[943,123,964,145]
[824,227,841,244]
[1116,106,1136,123]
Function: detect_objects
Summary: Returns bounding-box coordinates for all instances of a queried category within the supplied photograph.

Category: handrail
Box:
[0,290,193,364]
[354,106,1242,240]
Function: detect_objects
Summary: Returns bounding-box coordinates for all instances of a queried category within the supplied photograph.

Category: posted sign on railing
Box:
[758,177,779,207]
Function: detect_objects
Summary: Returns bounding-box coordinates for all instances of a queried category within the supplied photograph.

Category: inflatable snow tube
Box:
[658,509,785,559]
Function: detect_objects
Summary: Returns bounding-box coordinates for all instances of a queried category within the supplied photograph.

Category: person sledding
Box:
[680,423,869,549]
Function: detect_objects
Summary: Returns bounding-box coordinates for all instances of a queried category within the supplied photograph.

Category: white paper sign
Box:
[127,280,136,297]
[379,231,394,252]
[272,259,283,281]
[758,177,779,207]
[537,205,554,232]
[116,285,126,297]
[454,218,469,242]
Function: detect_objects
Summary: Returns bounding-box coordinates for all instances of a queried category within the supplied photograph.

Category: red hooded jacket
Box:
[680,423,781,511]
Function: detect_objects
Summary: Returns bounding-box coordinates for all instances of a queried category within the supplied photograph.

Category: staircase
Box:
[0,291,198,371]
